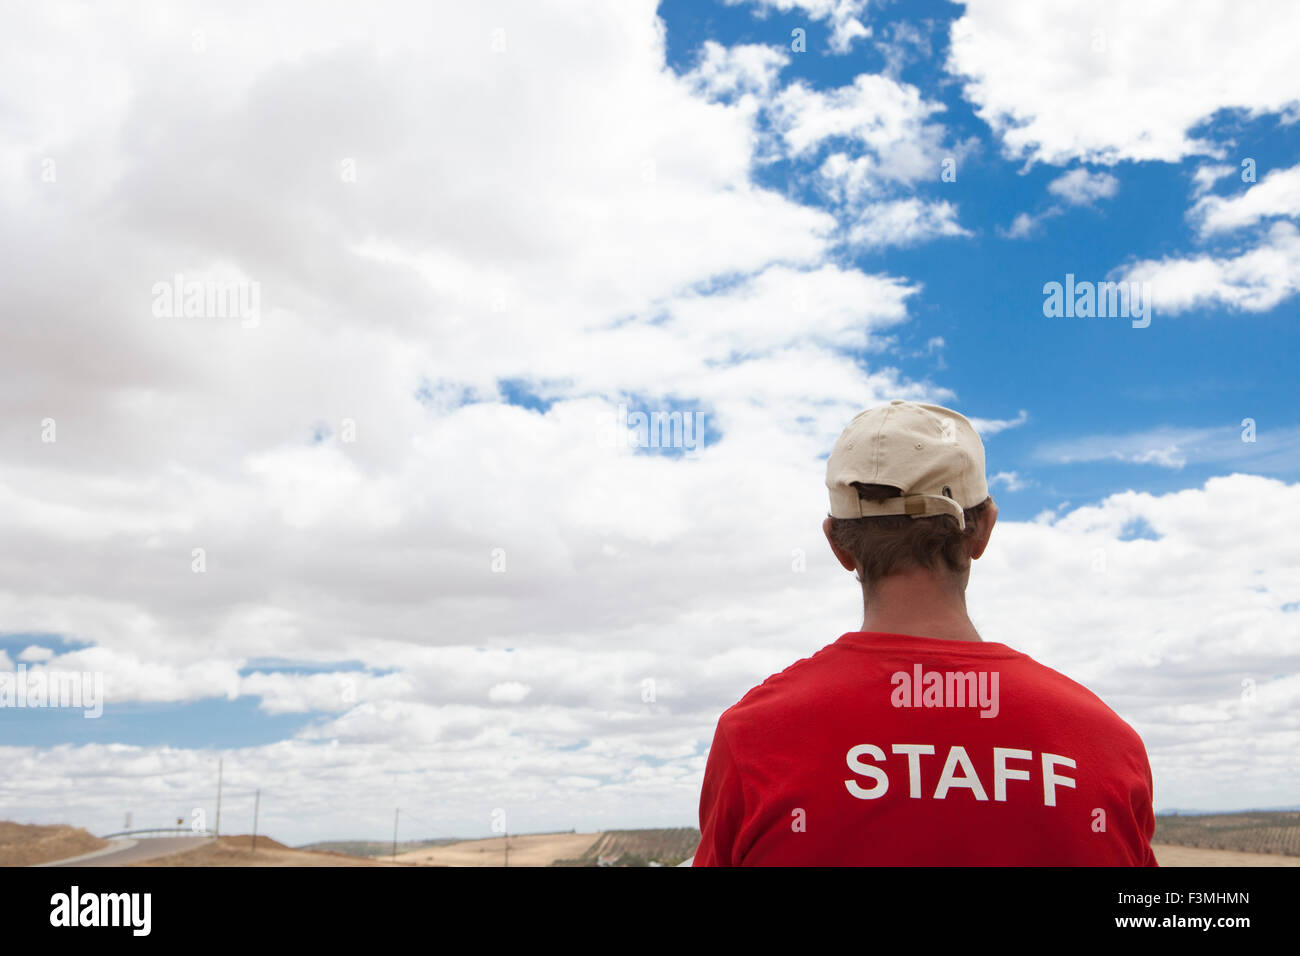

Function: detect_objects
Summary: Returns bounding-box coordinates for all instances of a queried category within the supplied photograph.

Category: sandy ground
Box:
[400,835,1300,868]
[128,834,400,867]
[1152,843,1300,867]
[0,822,109,866]
[394,832,601,867]
[133,836,1300,867]
[11,821,1297,867]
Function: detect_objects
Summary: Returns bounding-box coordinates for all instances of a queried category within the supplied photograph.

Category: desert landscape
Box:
[131,833,403,867]
[5,815,1298,867]
[0,822,109,867]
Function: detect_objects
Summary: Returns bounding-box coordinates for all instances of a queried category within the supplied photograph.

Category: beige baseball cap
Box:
[826,400,988,530]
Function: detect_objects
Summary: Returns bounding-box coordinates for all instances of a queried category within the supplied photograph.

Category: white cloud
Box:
[968,409,1029,437]
[947,0,1300,165]
[488,681,532,704]
[0,0,1294,845]
[1036,423,1300,472]
[1047,168,1119,205]
[874,20,933,78]
[1003,212,1040,239]
[6,474,1300,839]
[728,0,871,55]
[1000,207,1066,239]
[685,40,789,102]
[1042,432,1209,469]
[0,0,959,840]
[768,64,973,250]
[1191,164,1236,198]
[1118,221,1300,314]
[989,470,1029,492]
[1191,162,1300,235]
[817,153,879,205]
[773,74,947,168]
[846,198,971,248]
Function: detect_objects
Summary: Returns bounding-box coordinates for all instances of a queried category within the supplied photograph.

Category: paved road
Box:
[38,836,214,867]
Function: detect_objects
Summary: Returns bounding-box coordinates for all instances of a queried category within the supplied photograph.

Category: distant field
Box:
[125,833,1300,867]
[11,815,1300,866]
[1153,844,1300,866]
[299,838,462,857]
[1153,812,1300,857]
[390,827,701,867]
[394,831,601,867]
[130,834,400,867]
[554,828,702,867]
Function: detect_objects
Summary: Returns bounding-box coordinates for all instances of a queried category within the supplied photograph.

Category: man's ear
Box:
[969,497,997,561]
[823,516,858,573]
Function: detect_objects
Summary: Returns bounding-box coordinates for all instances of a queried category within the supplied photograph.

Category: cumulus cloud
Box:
[1191,164,1237,198]
[1,0,1293,845]
[1000,207,1066,239]
[999,169,1115,242]
[1118,221,1300,314]
[685,40,790,102]
[727,0,872,55]
[874,20,933,79]
[773,74,948,167]
[989,470,1030,492]
[1190,162,1300,235]
[947,0,1300,165]
[487,681,532,704]
[1048,168,1119,205]
[1002,212,1040,239]
[968,409,1029,437]
[0,0,973,839]
[845,198,971,248]
[6,474,1299,840]
[761,55,975,250]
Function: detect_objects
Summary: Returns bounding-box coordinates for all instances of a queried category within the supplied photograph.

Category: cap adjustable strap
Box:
[855,493,966,530]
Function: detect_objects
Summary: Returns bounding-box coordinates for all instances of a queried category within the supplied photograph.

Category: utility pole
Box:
[392,808,399,862]
[251,789,260,854]
[215,758,223,838]
[504,829,509,868]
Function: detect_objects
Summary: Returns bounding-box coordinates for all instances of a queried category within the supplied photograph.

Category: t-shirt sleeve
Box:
[693,719,745,867]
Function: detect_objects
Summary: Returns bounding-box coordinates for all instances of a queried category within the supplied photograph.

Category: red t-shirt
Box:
[694,632,1157,866]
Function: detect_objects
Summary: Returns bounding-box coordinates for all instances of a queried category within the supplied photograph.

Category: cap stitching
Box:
[870,405,892,482]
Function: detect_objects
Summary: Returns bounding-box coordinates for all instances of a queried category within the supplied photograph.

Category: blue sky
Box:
[1,0,1297,843]
[661,0,1300,520]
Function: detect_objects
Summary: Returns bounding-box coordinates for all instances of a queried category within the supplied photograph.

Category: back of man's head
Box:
[824,401,993,592]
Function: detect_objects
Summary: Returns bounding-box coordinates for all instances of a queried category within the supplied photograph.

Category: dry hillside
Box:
[0,822,108,867]
[130,834,400,867]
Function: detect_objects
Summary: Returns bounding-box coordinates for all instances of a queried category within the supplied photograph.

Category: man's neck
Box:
[858,567,983,642]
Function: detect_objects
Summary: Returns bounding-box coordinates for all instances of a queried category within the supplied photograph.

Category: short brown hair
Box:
[826,483,991,585]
